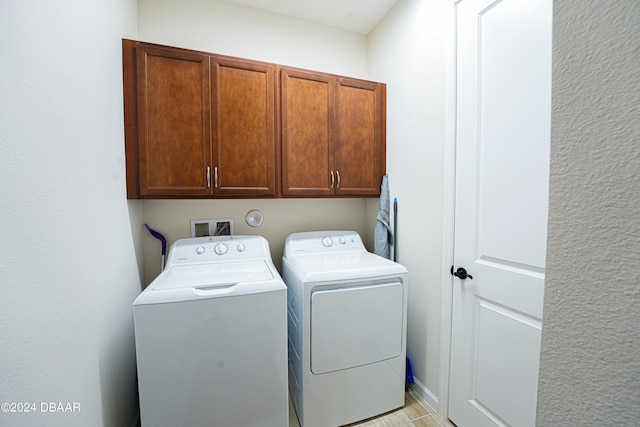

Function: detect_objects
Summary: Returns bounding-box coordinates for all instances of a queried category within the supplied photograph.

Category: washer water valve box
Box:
[190,218,234,237]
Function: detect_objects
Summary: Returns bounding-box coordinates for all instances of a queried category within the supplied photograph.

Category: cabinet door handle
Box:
[336,170,341,189]
[206,166,211,188]
[330,170,335,189]
[214,167,219,188]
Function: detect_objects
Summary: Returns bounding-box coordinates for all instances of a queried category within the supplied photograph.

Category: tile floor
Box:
[289,390,456,427]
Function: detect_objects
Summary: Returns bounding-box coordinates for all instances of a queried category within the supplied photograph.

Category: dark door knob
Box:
[451,266,473,280]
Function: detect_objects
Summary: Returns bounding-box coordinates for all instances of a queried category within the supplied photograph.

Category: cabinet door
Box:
[281,68,334,196]
[212,58,276,196]
[136,45,212,196]
[335,78,385,196]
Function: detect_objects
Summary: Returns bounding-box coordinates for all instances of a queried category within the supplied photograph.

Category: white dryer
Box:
[283,231,408,427]
[133,235,288,427]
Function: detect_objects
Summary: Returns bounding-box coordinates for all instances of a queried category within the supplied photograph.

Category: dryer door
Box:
[310,281,404,374]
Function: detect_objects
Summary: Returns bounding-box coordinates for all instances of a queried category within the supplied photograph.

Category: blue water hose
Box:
[406,357,415,390]
[145,224,167,271]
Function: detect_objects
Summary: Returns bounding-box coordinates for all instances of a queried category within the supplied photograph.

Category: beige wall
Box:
[141,199,371,284]
[537,1,640,425]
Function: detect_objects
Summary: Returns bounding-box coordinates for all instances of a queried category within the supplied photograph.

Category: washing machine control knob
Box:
[214,243,228,255]
[237,244,246,252]
[339,237,346,245]
[321,236,333,247]
[195,246,206,255]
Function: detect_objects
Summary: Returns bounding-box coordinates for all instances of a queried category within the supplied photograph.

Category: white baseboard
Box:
[409,377,440,416]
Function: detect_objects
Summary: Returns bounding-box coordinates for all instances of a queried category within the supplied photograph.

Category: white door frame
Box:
[438,0,461,419]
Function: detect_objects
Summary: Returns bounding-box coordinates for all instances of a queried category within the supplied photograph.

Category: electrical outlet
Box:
[190,218,234,237]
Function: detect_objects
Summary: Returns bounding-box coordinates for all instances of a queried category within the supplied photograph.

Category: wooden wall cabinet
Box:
[213,58,276,196]
[124,40,277,198]
[134,44,212,196]
[281,67,385,197]
[123,40,384,199]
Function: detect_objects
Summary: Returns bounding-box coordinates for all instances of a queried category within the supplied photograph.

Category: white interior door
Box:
[448,0,551,426]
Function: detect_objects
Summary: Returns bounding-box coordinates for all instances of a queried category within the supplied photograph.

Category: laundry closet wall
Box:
[136,0,450,413]
[136,0,376,283]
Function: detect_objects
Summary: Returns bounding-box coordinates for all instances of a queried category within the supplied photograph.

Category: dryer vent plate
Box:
[245,210,264,227]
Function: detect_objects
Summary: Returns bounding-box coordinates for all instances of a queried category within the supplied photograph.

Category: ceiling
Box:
[223,0,399,35]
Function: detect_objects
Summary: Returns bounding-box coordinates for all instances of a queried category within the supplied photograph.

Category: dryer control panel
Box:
[167,235,272,265]
[285,231,365,255]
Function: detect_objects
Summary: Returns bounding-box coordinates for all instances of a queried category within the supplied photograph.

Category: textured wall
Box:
[0,1,141,426]
[536,1,640,425]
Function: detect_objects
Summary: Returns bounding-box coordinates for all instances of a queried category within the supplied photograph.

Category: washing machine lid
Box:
[153,260,273,290]
[133,260,286,305]
[134,235,287,305]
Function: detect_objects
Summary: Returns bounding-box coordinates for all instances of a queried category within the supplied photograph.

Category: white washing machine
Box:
[133,235,288,427]
[283,231,408,427]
